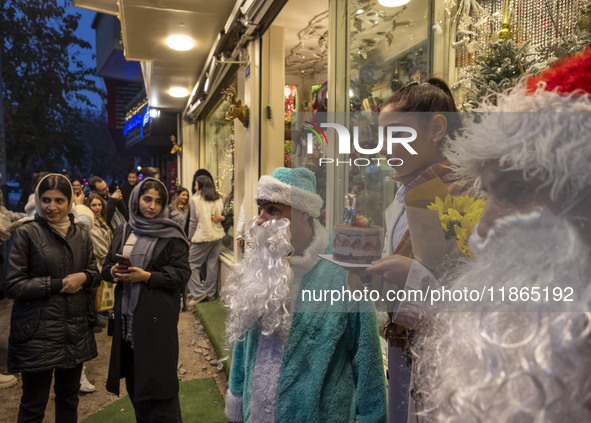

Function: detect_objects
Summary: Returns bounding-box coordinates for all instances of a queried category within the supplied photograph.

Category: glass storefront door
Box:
[204,78,237,255]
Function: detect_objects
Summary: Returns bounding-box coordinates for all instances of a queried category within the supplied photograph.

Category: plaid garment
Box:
[392,160,459,258]
[95,214,111,234]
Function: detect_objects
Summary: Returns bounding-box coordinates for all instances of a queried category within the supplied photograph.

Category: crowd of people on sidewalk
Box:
[0,47,590,423]
[0,167,226,422]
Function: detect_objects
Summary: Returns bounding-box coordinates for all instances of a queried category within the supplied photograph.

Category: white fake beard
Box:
[413,212,591,422]
[467,208,548,254]
[223,217,294,346]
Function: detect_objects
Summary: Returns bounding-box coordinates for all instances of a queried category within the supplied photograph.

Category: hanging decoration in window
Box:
[222,87,249,128]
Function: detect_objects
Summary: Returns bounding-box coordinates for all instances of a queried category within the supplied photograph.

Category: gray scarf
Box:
[121,178,188,347]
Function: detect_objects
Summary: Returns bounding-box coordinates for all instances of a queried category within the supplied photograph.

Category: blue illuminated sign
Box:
[123,103,150,137]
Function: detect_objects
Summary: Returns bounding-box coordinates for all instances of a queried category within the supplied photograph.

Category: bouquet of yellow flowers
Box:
[404,178,483,272]
[427,195,485,257]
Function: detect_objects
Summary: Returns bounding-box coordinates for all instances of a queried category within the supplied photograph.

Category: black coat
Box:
[101,193,129,230]
[119,183,136,211]
[102,225,190,401]
[4,216,100,373]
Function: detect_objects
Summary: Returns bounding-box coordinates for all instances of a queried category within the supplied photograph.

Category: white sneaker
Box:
[0,373,17,389]
[79,367,96,393]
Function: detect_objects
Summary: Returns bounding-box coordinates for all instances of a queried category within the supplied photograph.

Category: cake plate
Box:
[317,254,373,286]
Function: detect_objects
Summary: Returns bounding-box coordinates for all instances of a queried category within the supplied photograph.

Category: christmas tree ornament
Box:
[497,0,512,41]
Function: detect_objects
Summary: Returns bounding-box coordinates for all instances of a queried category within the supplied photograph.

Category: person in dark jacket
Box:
[119,169,139,209]
[4,173,100,423]
[89,175,128,231]
[102,177,190,422]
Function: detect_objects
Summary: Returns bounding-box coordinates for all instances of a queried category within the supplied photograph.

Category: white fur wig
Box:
[222,217,294,346]
[446,84,591,203]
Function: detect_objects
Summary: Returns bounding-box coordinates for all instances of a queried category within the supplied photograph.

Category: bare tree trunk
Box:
[0,47,8,207]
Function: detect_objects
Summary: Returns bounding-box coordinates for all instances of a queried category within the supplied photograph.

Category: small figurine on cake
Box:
[333,194,384,264]
[344,193,357,225]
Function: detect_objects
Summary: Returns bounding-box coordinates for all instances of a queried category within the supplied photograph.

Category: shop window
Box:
[204,80,236,255]
[284,85,297,168]
[335,0,431,228]
[276,0,330,223]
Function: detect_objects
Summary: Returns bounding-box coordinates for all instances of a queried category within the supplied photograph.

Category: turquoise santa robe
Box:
[225,220,387,423]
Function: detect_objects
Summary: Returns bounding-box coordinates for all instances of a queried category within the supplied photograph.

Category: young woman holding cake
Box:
[363,77,465,422]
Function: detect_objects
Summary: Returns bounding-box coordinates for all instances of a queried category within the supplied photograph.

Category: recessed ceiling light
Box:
[378,0,411,7]
[169,87,189,97]
[166,35,194,51]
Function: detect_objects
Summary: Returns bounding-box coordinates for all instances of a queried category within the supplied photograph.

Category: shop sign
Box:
[124,103,151,147]
[123,103,150,137]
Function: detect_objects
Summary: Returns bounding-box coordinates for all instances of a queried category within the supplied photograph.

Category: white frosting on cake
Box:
[333,224,384,264]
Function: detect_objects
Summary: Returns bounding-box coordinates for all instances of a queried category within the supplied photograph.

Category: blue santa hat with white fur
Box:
[255,167,323,218]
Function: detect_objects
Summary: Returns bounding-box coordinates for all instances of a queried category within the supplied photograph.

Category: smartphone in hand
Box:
[114,254,132,269]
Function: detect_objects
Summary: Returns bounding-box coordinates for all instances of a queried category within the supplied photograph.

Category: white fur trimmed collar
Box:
[290,219,328,276]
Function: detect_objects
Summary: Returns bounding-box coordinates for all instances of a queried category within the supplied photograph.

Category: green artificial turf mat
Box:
[81,378,226,423]
[194,299,232,375]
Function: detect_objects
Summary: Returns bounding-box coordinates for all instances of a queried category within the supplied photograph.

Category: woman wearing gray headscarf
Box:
[4,173,99,423]
[102,177,190,422]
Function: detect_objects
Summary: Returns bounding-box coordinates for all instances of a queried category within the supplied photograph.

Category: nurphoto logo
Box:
[303,121,418,167]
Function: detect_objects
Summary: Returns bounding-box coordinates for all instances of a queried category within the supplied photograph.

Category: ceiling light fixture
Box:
[378,0,411,7]
[166,35,194,51]
[169,87,189,97]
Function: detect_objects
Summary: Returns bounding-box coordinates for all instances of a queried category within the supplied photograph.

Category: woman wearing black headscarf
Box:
[102,178,190,422]
[5,173,99,423]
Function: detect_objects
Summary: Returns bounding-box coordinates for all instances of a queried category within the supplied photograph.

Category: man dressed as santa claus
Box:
[223,167,387,423]
[413,48,591,422]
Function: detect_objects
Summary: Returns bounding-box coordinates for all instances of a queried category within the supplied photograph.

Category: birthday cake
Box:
[333,223,384,264]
